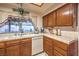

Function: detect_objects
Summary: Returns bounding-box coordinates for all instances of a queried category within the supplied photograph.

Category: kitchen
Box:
[0,3,78,56]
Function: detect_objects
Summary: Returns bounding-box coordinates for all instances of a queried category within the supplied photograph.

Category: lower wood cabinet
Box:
[54,50,63,56]
[5,40,20,56]
[54,47,67,56]
[43,36,78,56]
[0,36,78,56]
[68,41,78,56]
[20,38,32,56]
[54,39,68,56]
[0,42,5,56]
[6,45,20,56]
[0,49,5,56]
[43,36,53,56]
[0,38,32,56]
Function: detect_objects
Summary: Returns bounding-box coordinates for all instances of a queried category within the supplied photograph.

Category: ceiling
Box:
[0,3,65,16]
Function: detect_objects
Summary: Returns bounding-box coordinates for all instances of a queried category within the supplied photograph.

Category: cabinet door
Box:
[20,44,31,56]
[68,41,78,56]
[6,45,20,56]
[43,15,48,27]
[20,38,32,56]
[45,42,53,56]
[54,47,67,56]
[48,12,56,27]
[43,36,53,56]
[0,42,5,56]
[54,50,63,56]
[56,4,73,26]
[0,49,5,56]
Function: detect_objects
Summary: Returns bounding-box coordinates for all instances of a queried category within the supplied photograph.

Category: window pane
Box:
[22,26,35,32]
[22,21,35,32]
[0,24,9,33]
[10,25,19,32]
[10,21,20,32]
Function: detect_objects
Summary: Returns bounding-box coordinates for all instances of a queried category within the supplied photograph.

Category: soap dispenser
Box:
[57,29,61,36]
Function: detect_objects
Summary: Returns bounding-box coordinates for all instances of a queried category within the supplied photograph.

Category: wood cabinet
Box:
[54,49,63,56]
[68,41,78,56]
[54,40,78,56]
[0,42,5,56]
[43,11,56,28]
[20,38,32,56]
[48,12,56,27]
[6,45,20,56]
[43,36,78,56]
[43,3,77,27]
[54,40,68,51]
[54,40,68,56]
[43,36,53,56]
[56,4,77,26]
[5,40,20,56]
[0,38,32,56]
[43,15,48,27]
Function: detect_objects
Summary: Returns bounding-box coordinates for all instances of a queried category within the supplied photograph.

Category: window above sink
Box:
[0,16,35,33]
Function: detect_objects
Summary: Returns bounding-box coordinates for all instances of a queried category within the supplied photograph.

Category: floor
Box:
[35,52,48,56]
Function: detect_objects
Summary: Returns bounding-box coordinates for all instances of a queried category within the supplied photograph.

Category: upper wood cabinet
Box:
[56,4,77,26]
[43,15,48,27]
[48,12,56,27]
[43,11,56,28]
[43,3,77,27]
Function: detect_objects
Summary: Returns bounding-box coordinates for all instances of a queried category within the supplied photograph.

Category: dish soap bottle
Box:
[57,29,61,36]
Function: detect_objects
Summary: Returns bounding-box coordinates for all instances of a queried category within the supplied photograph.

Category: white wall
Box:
[30,15,43,31]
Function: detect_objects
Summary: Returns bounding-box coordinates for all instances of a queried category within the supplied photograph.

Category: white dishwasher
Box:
[32,36,43,55]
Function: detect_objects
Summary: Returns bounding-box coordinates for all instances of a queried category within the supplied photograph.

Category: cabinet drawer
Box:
[44,36,52,44]
[6,45,20,56]
[21,43,31,47]
[0,49,5,56]
[54,40,68,51]
[0,42,5,48]
[54,47,67,56]
[46,50,52,56]
[54,50,63,56]
[6,40,20,47]
[45,41,53,47]
[21,38,32,43]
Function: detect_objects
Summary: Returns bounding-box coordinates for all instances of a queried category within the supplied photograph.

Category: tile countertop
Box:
[44,33,77,44]
[0,33,78,44]
[0,33,43,41]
